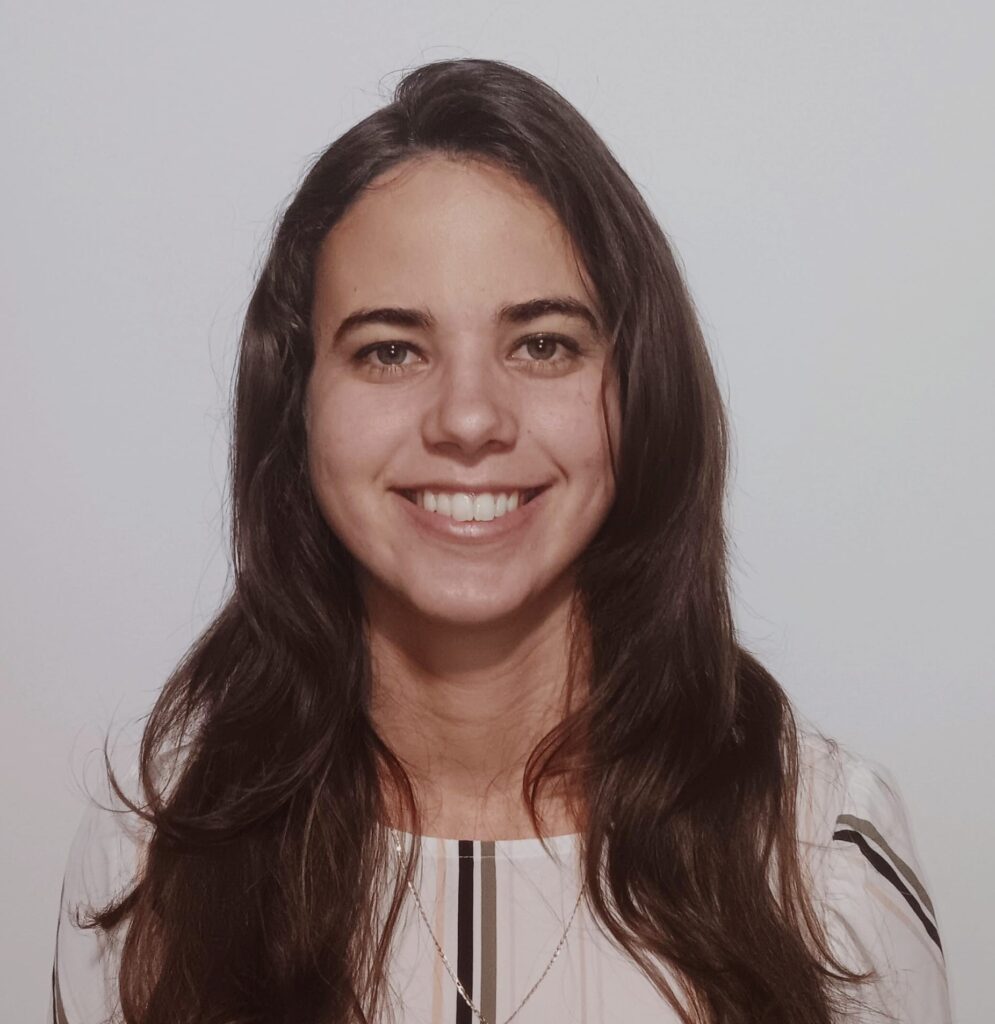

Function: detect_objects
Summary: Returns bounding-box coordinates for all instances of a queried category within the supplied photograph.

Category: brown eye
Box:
[353,341,419,377]
[523,335,559,360]
[515,333,581,372]
[370,343,409,366]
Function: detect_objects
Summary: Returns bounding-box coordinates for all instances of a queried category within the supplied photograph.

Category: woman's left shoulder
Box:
[792,721,933,882]
[791,718,953,1023]
[791,723,910,851]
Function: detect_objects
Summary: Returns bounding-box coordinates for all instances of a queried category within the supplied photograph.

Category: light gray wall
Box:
[3,2,990,1020]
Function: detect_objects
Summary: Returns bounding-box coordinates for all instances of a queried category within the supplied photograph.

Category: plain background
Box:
[2,2,991,1021]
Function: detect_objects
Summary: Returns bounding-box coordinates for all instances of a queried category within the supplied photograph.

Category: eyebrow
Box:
[331,296,602,344]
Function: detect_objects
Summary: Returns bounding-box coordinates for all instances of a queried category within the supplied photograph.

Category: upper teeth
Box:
[411,490,529,522]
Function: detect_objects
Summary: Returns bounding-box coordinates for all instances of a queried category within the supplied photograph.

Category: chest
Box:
[383,839,684,1024]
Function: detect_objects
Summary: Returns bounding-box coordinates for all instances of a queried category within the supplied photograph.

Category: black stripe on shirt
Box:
[832,827,943,952]
[456,839,475,1024]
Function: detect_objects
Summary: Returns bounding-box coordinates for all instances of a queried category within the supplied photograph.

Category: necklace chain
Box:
[393,838,586,1024]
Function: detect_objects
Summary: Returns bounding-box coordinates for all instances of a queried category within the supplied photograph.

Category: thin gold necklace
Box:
[392,837,586,1024]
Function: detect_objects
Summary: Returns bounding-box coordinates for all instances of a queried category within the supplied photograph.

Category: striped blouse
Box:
[48,725,952,1023]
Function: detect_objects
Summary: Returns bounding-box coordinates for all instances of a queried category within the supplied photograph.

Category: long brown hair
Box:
[83,58,881,1023]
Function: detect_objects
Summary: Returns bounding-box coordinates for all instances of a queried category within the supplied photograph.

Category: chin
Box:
[377,576,545,629]
[411,592,533,626]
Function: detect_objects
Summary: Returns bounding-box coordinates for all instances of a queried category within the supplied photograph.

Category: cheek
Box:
[306,411,347,483]
[306,388,404,495]
[305,385,363,500]
[539,380,616,476]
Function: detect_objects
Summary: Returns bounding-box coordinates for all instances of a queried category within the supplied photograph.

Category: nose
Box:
[421,344,518,455]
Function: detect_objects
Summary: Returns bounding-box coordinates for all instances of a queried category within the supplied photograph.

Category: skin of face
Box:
[304,154,620,835]
[306,153,619,626]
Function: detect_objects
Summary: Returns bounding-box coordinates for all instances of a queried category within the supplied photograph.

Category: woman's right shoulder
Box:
[62,762,149,919]
[61,740,190,911]
[51,741,190,1024]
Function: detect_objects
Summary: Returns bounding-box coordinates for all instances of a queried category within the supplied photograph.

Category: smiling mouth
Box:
[394,485,550,528]
[398,487,546,505]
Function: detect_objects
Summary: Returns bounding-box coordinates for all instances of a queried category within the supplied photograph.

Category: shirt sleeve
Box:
[50,766,147,1024]
[819,744,953,1024]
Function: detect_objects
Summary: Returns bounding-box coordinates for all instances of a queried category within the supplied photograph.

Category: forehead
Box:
[313,155,595,318]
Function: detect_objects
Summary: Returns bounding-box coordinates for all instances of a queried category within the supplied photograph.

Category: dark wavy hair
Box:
[82,57,881,1024]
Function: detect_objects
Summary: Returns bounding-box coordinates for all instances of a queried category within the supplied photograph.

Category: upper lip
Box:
[392,482,550,494]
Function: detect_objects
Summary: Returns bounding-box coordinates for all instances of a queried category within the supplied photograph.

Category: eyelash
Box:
[352,333,581,378]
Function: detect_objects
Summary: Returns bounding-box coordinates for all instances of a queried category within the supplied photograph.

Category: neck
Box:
[364,574,588,841]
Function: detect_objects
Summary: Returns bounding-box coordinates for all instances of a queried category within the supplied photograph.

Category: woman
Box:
[50,58,952,1024]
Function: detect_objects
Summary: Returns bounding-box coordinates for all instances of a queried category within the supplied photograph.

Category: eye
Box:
[513,333,581,372]
[352,341,418,377]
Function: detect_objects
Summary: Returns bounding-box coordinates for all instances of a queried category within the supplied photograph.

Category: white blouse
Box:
[48,724,952,1023]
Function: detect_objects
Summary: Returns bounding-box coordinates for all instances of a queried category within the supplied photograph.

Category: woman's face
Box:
[305,154,620,627]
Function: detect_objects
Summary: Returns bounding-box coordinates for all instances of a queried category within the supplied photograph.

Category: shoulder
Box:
[793,722,915,855]
[791,718,952,1023]
[63,766,149,913]
[793,720,935,906]
[52,742,184,1024]
[62,737,191,898]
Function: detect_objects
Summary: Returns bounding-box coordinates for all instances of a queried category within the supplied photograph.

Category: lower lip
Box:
[392,488,550,544]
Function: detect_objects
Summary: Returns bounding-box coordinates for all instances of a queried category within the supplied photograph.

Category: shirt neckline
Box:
[387,826,580,861]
